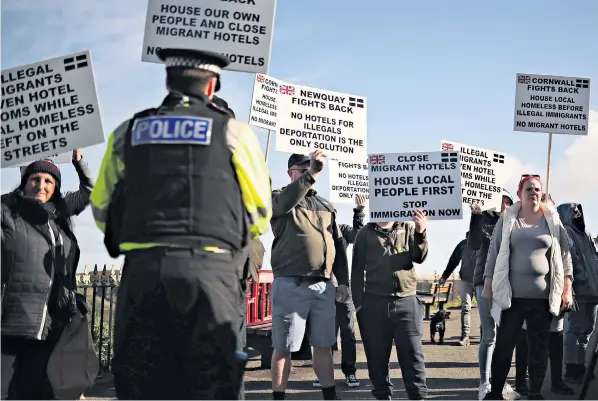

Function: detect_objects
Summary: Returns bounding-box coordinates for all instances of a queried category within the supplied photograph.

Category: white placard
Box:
[1,51,105,168]
[141,0,277,74]
[328,159,369,204]
[440,140,509,210]
[367,152,463,223]
[276,83,367,163]
[249,73,279,130]
[514,73,591,136]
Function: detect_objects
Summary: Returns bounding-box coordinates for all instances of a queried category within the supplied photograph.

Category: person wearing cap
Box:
[89,48,271,400]
[439,231,477,346]
[468,190,518,400]
[1,158,88,399]
[270,150,349,400]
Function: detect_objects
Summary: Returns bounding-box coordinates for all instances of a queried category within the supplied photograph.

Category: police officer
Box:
[90,48,272,400]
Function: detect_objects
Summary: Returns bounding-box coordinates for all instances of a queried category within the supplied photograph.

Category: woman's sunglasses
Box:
[520,174,540,181]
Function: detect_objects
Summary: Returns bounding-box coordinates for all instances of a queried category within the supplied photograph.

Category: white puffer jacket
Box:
[491,202,573,316]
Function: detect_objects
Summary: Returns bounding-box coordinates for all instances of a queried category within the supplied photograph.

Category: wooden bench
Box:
[417,282,453,320]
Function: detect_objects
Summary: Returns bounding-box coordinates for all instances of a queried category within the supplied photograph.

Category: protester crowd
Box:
[1,50,597,401]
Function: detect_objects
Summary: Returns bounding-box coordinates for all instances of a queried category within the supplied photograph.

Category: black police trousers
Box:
[111,247,247,400]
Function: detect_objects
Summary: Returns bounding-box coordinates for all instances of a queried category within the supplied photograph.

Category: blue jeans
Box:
[564,301,598,365]
[476,285,496,385]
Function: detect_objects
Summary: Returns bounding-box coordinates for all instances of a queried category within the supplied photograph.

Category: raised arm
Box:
[351,228,368,311]
[483,215,505,280]
[271,172,315,217]
[331,214,349,286]
[62,150,95,217]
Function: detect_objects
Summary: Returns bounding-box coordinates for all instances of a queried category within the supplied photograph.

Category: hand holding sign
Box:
[413,209,427,233]
[309,150,326,176]
[355,194,366,211]
[470,203,483,215]
[72,148,82,162]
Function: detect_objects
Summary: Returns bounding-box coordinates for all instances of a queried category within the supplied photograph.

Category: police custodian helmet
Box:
[156,48,229,92]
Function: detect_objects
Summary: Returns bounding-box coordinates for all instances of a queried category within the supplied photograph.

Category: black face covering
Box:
[573,205,585,232]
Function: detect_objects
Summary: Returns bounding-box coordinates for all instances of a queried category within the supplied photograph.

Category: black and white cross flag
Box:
[348,97,364,108]
[575,79,589,89]
[493,154,505,164]
[64,54,89,72]
[441,152,458,163]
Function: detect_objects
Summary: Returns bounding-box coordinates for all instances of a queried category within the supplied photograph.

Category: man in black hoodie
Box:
[557,203,598,384]
[468,191,518,400]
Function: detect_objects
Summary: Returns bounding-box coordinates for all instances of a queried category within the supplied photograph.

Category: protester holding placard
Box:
[269,151,349,401]
[18,149,95,217]
[1,159,90,399]
[481,175,574,400]
[351,211,429,400]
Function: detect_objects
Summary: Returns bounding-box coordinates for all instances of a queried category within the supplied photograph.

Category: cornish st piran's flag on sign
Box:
[441,143,454,151]
[280,85,295,95]
[256,75,264,83]
[369,155,385,165]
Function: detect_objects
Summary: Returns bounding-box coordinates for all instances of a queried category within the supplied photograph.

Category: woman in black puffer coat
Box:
[1,159,88,400]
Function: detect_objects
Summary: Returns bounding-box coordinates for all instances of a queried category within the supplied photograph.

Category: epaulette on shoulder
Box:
[208,101,233,117]
[133,108,157,119]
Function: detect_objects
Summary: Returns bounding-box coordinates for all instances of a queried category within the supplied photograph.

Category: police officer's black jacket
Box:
[118,92,248,251]
[1,190,82,354]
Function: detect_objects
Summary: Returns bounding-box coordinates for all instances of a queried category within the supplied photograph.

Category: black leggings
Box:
[516,329,565,388]
[489,298,551,397]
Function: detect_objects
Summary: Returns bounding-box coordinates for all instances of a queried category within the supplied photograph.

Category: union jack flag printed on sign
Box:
[256,75,264,83]
[441,143,454,151]
[518,75,531,84]
[369,155,385,165]
[280,85,295,95]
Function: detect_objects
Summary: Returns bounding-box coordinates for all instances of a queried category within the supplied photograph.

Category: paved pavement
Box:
[84,307,597,400]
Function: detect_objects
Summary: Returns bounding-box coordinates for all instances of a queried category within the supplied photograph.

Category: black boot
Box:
[564,364,579,383]
[564,363,584,384]
[549,331,574,395]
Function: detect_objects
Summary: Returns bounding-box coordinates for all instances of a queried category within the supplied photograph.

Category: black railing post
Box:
[76,264,122,374]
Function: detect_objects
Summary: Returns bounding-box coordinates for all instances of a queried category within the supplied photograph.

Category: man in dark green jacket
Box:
[351,212,429,400]
[270,151,349,401]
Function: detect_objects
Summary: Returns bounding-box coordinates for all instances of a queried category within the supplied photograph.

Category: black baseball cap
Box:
[288,154,311,170]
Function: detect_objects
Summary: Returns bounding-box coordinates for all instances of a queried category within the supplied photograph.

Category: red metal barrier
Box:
[245,270,273,326]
